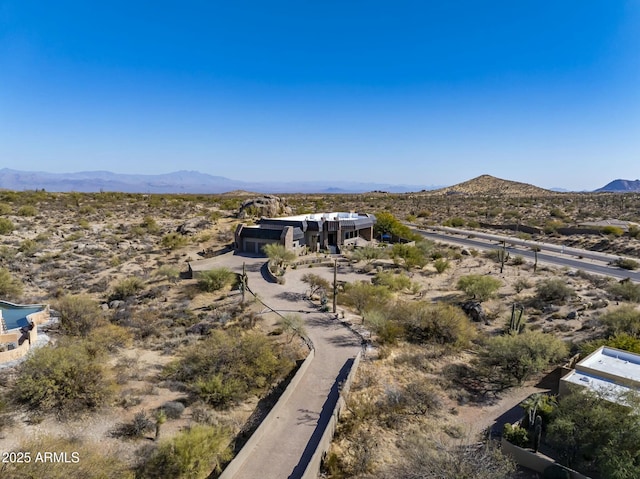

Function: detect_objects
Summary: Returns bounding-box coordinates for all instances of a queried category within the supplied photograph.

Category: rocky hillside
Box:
[595,179,640,193]
[424,174,553,197]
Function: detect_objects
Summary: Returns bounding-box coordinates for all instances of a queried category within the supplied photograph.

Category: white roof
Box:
[580,347,640,386]
[562,370,633,404]
[272,212,363,221]
[561,346,640,406]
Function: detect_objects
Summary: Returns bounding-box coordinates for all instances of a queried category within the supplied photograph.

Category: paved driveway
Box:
[197,253,362,479]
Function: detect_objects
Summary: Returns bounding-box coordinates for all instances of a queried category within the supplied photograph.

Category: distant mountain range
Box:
[0,168,438,194]
[0,168,637,194]
[595,179,640,193]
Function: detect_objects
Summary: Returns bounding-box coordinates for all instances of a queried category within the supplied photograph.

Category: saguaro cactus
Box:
[509,303,525,334]
[533,414,542,453]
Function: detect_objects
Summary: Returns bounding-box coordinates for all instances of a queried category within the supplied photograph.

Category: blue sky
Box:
[1,1,638,190]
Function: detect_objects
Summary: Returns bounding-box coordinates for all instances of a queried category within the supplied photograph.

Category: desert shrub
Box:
[155,264,180,283]
[339,281,392,315]
[141,215,161,234]
[433,258,450,274]
[161,401,186,419]
[503,423,529,447]
[456,275,502,302]
[547,389,640,477]
[0,217,15,234]
[381,434,515,479]
[198,267,235,292]
[0,203,11,214]
[535,278,574,303]
[579,333,640,357]
[111,276,145,300]
[0,266,23,299]
[163,330,292,408]
[160,232,189,250]
[13,342,114,417]
[612,257,639,270]
[17,204,37,216]
[135,424,232,478]
[598,305,640,337]
[87,323,133,352]
[390,302,476,348]
[544,219,564,234]
[366,309,404,345]
[514,278,532,293]
[55,294,105,337]
[401,380,443,414]
[372,271,412,291]
[476,331,568,389]
[111,410,154,438]
[443,217,465,227]
[511,255,525,266]
[18,238,38,256]
[391,243,427,269]
[607,279,640,302]
[3,436,133,478]
[602,225,624,236]
[351,245,387,263]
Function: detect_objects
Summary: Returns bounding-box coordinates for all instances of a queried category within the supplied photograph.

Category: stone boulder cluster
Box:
[236,195,292,219]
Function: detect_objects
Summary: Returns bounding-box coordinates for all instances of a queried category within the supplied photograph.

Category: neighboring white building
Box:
[560,346,640,406]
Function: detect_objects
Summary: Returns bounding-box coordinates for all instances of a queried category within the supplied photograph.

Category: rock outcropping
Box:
[237,195,292,219]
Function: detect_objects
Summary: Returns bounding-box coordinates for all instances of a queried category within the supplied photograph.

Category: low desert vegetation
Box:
[197,267,236,293]
[456,274,502,302]
[1,188,639,478]
[12,341,116,418]
[162,329,295,408]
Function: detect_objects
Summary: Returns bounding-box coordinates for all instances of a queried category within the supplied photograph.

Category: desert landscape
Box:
[0,175,639,478]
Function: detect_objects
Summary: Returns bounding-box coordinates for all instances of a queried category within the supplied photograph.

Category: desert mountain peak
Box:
[425,174,552,197]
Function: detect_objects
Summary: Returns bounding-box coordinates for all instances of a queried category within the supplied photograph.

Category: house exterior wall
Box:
[235,213,375,254]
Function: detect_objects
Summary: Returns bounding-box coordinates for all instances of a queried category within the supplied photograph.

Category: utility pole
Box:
[333,259,337,314]
[241,262,247,304]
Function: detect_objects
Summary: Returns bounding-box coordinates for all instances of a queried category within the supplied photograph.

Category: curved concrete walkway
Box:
[204,254,362,479]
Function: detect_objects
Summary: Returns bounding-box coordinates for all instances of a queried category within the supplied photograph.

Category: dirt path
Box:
[204,253,362,479]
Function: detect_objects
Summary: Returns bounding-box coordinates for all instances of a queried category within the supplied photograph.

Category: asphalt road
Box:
[413,228,640,283]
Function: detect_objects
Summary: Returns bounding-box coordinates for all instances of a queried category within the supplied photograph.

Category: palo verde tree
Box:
[547,389,640,478]
[301,273,330,298]
[476,330,568,390]
[374,211,416,240]
[263,243,295,274]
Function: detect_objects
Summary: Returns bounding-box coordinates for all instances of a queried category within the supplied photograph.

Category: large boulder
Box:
[461,301,487,324]
[237,195,292,219]
[176,218,211,236]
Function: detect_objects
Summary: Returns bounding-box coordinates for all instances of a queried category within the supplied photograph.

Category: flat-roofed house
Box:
[235,212,376,254]
[560,346,640,406]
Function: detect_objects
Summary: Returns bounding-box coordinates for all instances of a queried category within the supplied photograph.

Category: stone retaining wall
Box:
[219,348,316,479]
[501,438,591,479]
[301,351,362,479]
